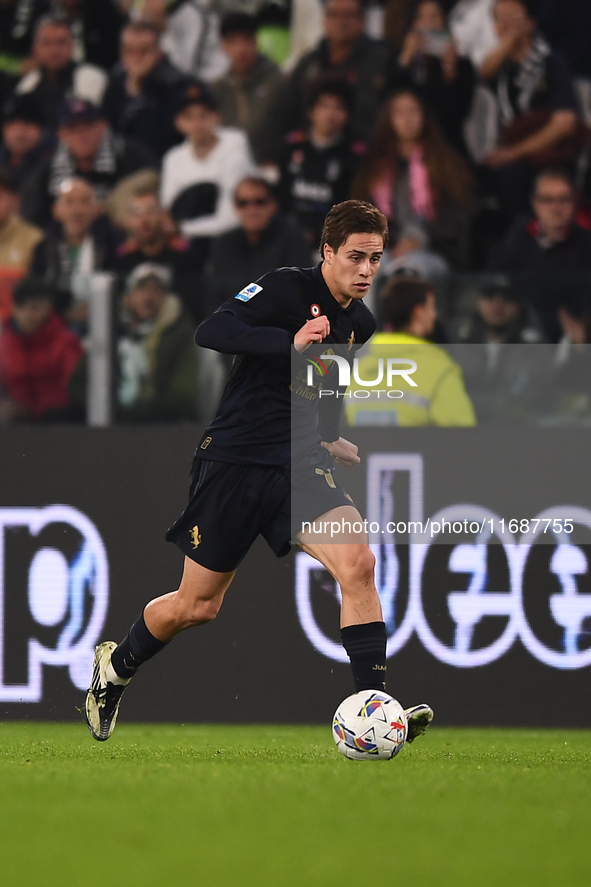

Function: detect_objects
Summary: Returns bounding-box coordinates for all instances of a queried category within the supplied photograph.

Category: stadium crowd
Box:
[0,0,590,425]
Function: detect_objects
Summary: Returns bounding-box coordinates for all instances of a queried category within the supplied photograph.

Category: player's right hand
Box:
[294,316,330,352]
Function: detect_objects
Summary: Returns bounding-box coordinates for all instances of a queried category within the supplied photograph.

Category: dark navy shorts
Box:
[165,458,354,573]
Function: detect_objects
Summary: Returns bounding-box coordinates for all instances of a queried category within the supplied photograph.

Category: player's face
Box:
[322,232,384,305]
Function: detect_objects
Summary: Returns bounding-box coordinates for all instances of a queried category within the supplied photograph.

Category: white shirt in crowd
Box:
[160,0,229,82]
[449,0,499,68]
[160,127,255,238]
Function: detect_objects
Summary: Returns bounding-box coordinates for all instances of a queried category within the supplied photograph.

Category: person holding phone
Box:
[394,0,476,158]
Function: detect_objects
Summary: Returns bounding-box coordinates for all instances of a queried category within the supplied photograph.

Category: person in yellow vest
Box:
[345,277,476,426]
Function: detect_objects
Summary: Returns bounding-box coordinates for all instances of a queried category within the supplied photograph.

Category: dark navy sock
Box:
[110,611,168,680]
[341,621,387,693]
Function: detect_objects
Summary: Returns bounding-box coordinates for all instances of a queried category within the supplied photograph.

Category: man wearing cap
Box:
[0,93,55,189]
[13,15,106,127]
[19,97,158,227]
[160,79,254,239]
[69,262,203,423]
[102,20,192,160]
[454,275,545,345]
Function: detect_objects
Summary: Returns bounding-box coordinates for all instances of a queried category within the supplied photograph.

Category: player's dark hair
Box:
[305,76,354,115]
[381,278,433,331]
[320,200,388,254]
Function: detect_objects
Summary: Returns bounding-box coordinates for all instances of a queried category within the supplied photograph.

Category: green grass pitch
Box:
[1,723,590,887]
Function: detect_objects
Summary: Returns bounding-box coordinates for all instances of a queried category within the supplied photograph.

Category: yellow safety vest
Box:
[345,332,477,427]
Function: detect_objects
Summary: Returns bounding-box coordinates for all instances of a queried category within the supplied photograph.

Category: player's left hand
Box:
[321,437,361,467]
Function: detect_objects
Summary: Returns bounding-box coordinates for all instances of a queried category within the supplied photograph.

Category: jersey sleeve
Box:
[194,271,295,356]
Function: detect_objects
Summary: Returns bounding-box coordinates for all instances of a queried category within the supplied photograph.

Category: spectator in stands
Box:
[160,80,254,240]
[134,0,228,83]
[0,93,55,189]
[481,0,581,216]
[277,76,366,248]
[49,0,127,71]
[260,0,393,162]
[114,264,199,421]
[0,170,42,326]
[0,0,49,78]
[114,187,209,325]
[393,0,476,157]
[0,275,82,423]
[453,274,544,343]
[345,276,476,426]
[352,88,474,273]
[489,168,591,340]
[31,177,120,330]
[102,20,191,160]
[13,16,107,127]
[20,97,157,227]
[211,13,282,163]
[204,175,313,311]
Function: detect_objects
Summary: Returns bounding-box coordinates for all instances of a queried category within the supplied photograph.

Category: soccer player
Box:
[85,199,433,743]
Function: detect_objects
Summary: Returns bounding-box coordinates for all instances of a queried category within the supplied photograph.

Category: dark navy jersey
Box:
[194,263,376,467]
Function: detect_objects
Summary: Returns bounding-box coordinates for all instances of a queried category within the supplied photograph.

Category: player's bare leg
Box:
[85,558,234,740]
[298,505,433,742]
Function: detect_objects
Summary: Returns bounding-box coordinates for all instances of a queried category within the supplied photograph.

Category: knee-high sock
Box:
[110,610,168,681]
[341,621,387,693]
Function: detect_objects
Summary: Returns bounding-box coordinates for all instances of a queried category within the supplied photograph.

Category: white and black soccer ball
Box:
[332,690,408,760]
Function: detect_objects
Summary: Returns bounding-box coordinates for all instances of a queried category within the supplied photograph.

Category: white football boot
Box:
[84,642,130,741]
[404,704,434,743]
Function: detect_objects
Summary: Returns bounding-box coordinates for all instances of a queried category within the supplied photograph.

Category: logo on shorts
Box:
[200,436,212,449]
[315,467,337,489]
[190,526,202,549]
[235,283,263,302]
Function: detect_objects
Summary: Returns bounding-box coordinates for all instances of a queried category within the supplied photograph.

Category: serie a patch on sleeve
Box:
[235,283,263,302]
